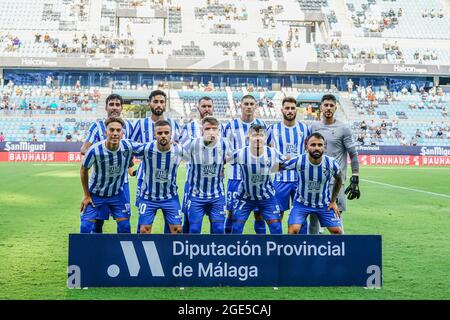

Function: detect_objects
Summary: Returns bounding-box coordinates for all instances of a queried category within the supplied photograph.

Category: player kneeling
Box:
[230,123,285,235]
[135,120,184,234]
[183,117,229,234]
[285,133,343,235]
[79,117,143,233]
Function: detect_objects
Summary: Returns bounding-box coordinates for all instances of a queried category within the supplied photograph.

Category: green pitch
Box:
[0,163,449,300]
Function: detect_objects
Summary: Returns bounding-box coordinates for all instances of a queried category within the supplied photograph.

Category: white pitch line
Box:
[361,179,450,199]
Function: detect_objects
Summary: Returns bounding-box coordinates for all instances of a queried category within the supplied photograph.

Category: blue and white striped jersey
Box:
[179,120,225,146]
[223,118,267,180]
[85,119,134,143]
[231,146,285,200]
[286,154,341,208]
[130,117,181,182]
[184,137,230,199]
[82,139,142,197]
[134,141,184,201]
[267,121,310,182]
[131,117,180,143]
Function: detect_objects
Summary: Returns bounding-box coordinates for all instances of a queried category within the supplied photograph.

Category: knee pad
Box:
[116,219,131,233]
[224,216,233,234]
[80,220,95,234]
[254,219,266,234]
[268,221,282,235]
[211,221,225,234]
[188,222,202,234]
[231,221,245,234]
[92,220,104,234]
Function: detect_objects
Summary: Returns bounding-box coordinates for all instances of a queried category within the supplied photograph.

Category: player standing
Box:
[135,120,184,234]
[80,94,134,233]
[79,117,141,234]
[267,97,310,234]
[223,95,267,234]
[179,96,217,233]
[285,132,343,235]
[131,90,180,233]
[309,94,360,234]
[230,123,284,235]
[183,116,229,234]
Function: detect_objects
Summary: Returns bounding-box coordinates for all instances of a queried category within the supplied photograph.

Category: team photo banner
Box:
[68,234,382,288]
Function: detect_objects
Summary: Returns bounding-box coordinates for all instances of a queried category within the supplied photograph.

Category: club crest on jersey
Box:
[323,168,331,178]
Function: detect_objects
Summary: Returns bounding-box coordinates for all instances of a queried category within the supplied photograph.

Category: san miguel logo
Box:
[3,142,47,152]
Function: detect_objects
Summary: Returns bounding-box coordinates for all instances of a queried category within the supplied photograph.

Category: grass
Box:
[0,163,449,299]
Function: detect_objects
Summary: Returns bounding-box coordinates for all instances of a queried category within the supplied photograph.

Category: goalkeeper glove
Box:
[344,175,360,200]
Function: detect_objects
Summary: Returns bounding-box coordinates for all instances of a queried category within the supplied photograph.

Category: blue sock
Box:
[254,219,266,234]
[231,221,245,234]
[268,221,282,234]
[300,221,308,235]
[117,219,131,233]
[164,222,171,234]
[211,221,225,234]
[182,212,190,234]
[80,220,95,233]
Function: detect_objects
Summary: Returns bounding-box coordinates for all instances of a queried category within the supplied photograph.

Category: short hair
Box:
[249,123,267,133]
[105,94,124,106]
[305,132,326,145]
[198,96,213,105]
[320,94,337,104]
[202,116,219,127]
[105,116,125,128]
[155,119,171,129]
[241,94,256,102]
[149,90,167,102]
[282,96,297,106]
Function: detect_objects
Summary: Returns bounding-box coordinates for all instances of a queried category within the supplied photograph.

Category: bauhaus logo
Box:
[68,241,164,288]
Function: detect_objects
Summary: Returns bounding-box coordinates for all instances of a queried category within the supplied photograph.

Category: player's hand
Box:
[328,201,340,219]
[344,175,360,200]
[80,195,94,214]
[128,167,136,177]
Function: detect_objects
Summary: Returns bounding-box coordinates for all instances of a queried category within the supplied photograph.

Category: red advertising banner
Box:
[358,155,450,166]
[1,152,449,166]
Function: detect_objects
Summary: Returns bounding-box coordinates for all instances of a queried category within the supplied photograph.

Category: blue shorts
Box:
[81,189,131,221]
[97,182,130,220]
[186,195,226,224]
[232,196,281,223]
[273,181,298,212]
[226,179,241,211]
[288,201,342,228]
[138,197,182,226]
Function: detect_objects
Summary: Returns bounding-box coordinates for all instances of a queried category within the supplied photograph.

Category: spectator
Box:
[437,128,444,139]
[50,124,57,135]
[28,123,36,134]
[32,135,38,142]
[347,78,354,93]
[356,133,365,145]
[380,120,387,129]
[56,123,63,135]
[360,120,368,131]
[442,107,448,117]
[415,129,422,138]
[410,136,418,146]
[0,132,5,142]
[65,132,73,142]
[425,128,433,138]
[40,124,47,135]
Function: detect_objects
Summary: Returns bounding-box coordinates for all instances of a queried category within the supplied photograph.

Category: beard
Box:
[283,113,295,121]
[151,107,164,116]
[158,138,168,146]
[310,150,323,159]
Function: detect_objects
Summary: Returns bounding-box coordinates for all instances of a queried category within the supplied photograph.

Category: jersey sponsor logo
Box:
[286,144,298,154]
[108,165,122,176]
[155,169,169,181]
[201,164,217,176]
[307,180,321,191]
[250,174,266,184]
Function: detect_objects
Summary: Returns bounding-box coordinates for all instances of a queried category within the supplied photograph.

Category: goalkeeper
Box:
[309,94,360,234]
